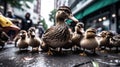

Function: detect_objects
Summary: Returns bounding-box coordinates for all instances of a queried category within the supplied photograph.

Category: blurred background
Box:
[0,0,120,34]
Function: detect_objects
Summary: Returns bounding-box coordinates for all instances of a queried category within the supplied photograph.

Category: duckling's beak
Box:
[19,33,22,36]
[68,14,78,23]
[31,32,35,37]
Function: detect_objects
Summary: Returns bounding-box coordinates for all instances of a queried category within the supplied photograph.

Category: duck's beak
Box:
[81,28,85,34]
[68,14,78,23]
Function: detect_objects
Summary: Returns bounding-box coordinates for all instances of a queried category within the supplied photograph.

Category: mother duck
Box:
[41,6,79,55]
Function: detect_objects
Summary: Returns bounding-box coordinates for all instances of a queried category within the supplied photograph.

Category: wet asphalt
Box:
[0,43,120,67]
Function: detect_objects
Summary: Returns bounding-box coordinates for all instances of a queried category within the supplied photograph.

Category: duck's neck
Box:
[56,18,66,24]
[74,27,82,34]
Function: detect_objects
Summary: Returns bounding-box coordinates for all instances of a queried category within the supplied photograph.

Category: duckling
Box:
[71,22,84,51]
[41,6,79,55]
[17,30,29,50]
[80,28,98,55]
[99,31,109,50]
[27,27,36,38]
[28,27,41,51]
[106,31,114,50]
[110,34,120,52]
[0,28,9,48]
[99,31,114,52]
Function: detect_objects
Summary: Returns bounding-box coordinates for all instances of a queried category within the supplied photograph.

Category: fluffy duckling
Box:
[80,28,98,55]
[99,31,114,51]
[99,31,109,50]
[41,6,79,55]
[71,22,84,51]
[27,27,36,38]
[110,34,120,51]
[0,28,9,48]
[28,27,41,51]
[17,30,29,50]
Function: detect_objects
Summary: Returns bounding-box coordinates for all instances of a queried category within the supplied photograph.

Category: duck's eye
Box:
[77,25,81,28]
[58,9,63,11]
[87,31,96,33]
[64,10,70,14]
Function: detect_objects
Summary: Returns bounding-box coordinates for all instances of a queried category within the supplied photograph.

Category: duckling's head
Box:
[28,27,36,33]
[112,34,120,41]
[75,22,84,33]
[19,30,27,39]
[100,31,108,37]
[29,31,35,38]
[106,31,114,38]
[56,6,78,23]
[100,31,113,38]
[85,28,96,38]
[28,27,36,37]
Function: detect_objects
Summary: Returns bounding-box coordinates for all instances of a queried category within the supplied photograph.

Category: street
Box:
[0,44,120,67]
[0,0,120,67]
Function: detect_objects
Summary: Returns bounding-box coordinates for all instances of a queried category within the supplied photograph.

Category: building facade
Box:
[67,0,120,34]
[54,0,69,9]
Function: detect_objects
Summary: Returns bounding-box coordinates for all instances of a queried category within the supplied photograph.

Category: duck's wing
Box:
[42,26,55,39]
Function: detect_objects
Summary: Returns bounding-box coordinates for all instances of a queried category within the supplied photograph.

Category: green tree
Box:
[49,9,57,25]
[40,18,48,30]
[1,0,33,15]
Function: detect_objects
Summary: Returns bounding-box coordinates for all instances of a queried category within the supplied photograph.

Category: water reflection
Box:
[96,56,120,66]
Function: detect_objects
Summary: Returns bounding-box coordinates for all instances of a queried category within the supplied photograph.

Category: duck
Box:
[110,34,120,52]
[41,6,79,55]
[28,27,41,51]
[61,28,74,50]
[71,22,84,51]
[80,28,98,56]
[99,31,109,50]
[17,30,29,50]
[99,31,114,52]
[27,27,36,38]
[0,28,9,48]
[61,23,84,52]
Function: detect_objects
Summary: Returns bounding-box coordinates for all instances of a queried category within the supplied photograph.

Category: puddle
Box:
[9,56,16,60]
[96,58,120,66]
[21,56,34,62]
[23,57,33,61]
